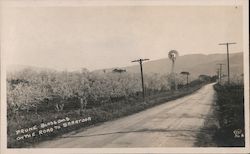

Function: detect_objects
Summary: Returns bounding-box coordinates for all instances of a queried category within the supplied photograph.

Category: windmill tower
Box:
[168,50,179,90]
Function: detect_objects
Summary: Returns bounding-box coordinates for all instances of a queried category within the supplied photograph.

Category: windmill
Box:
[168,50,179,90]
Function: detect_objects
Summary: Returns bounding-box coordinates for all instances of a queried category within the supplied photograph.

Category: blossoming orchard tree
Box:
[7,68,173,119]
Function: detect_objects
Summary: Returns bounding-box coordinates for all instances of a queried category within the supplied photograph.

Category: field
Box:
[7,68,214,148]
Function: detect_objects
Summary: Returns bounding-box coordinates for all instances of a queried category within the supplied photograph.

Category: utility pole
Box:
[216,68,220,83]
[180,71,190,86]
[132,58,149,101]
[186,74,189,85]
[217,63,225,83]
[219,42,236,84]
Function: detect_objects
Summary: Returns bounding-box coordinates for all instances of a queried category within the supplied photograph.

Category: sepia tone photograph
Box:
[0,0,249,153]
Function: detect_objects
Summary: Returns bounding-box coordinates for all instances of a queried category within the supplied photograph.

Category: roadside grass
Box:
[212,83,245,147]
[8,82,206,148]
[195,82,245,147]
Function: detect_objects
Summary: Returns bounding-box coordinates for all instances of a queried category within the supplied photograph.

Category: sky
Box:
[2,6,243,71]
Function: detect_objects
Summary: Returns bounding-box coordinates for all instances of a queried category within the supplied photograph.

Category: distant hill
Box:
[99,52,243,78]
[7,64,57,74]
[7,52,243,79]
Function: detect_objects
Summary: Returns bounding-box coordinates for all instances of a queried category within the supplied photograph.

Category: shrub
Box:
[213,83,245,147]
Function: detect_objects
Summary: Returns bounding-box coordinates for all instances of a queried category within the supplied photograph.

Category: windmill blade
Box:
[168,50,179,60]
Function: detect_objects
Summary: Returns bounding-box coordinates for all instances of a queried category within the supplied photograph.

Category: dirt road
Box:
[35,83,216,148]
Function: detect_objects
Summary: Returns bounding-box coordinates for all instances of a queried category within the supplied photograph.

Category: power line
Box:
[131,58,149,101]
[219,42,236,84]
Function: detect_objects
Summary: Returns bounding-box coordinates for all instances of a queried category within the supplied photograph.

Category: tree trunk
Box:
[79,97,87,116]
[55,101,64,112]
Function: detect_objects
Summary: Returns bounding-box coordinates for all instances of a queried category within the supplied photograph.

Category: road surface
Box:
[35,83,216,148]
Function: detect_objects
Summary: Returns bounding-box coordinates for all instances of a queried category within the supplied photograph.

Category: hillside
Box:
[7,52,243,79]
[101,52,244,78]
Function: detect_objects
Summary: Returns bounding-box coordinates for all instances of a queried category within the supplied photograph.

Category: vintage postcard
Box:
[0,0,249,153]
